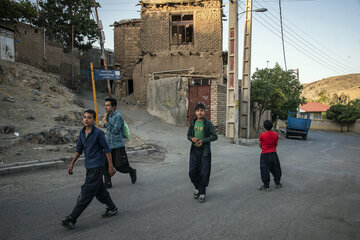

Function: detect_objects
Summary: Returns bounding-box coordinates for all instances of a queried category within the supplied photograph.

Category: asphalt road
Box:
[1,106,359,240]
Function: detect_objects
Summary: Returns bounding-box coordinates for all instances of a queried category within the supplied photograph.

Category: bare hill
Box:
[302,74,360,102]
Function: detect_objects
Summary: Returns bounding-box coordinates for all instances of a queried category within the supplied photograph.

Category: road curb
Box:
[0,147,157,176]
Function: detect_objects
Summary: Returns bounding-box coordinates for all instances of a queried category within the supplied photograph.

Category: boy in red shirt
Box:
[258,120,282,191]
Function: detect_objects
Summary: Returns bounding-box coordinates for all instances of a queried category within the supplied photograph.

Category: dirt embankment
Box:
[0,60,146,165]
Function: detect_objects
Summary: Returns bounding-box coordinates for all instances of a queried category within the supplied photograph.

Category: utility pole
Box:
[239,0,253,140]
[296,68,299,82]
[225,0,239,141]
[72,24,74,86]
[93,0,112,97]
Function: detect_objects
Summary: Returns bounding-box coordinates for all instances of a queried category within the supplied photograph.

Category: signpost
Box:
[93,69,121,81]
[90,63,122,127]
[90,62,99,127]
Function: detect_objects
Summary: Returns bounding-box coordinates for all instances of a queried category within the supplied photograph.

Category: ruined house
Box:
[113,0,226,133]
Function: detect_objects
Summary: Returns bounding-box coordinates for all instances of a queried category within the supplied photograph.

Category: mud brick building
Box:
[113,0,226,133]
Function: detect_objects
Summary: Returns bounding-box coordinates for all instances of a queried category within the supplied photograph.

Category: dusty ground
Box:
[0,60,148,165]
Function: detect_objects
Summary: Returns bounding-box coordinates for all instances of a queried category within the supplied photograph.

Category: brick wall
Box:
[211,82,226,134]
[113,20,141,98]
[13,23,81,91]
[141,0,222,53]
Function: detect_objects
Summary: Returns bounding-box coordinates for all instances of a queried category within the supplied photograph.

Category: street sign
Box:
[93,69,121,80]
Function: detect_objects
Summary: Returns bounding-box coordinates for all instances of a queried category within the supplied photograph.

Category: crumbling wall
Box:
[147,76,188,126]
[133,52,222,98]
[113,20,141,98]
[12,23,81,91]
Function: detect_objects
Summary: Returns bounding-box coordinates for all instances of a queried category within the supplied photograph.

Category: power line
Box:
[252,14,346,75]
[255,0,360,72]
[252,2,356,73]
[238,5,347,75]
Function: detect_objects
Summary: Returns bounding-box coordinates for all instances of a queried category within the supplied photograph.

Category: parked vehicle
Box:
[286,111,311,140]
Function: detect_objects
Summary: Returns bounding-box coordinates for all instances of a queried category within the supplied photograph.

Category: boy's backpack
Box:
[123,121,130,139]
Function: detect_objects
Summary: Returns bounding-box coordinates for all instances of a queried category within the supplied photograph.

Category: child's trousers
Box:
[70,166,115,221]
[189,148,211,194]
[260,152,282,188]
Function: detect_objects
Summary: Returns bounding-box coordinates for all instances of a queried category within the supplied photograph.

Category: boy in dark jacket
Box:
[187,103,218,203]
[60,110,118,229]
[258,120,282,191]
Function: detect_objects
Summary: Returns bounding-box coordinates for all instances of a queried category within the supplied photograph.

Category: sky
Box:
[94,0,360,84]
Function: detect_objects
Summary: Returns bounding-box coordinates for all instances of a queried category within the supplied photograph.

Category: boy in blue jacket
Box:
[187,103,218,203]
[60,110,118,229]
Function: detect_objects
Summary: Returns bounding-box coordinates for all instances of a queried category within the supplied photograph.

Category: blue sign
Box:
[94,69,121,80]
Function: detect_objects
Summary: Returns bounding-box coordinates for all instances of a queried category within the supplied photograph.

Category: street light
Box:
[238,7,267,16]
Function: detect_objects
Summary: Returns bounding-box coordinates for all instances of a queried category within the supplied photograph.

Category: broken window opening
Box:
[191,78,210,86]
[171,13,194,45]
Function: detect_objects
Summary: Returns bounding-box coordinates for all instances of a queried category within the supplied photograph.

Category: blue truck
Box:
[286,111,311,140]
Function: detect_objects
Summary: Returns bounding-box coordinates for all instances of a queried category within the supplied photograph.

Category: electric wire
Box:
[238,5,346,75]
[255,0,360,72]
[251,2,355,73]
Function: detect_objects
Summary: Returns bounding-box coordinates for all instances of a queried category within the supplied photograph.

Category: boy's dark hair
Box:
[84,109,96,119]
[264,120,273,130]
[105,97,117,107]
[195,103,206,111]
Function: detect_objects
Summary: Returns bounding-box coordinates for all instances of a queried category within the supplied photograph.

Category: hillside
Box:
[302,73,360,103]
[0,60,85,164]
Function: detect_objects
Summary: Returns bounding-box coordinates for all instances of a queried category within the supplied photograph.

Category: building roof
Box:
[300,102,330,112]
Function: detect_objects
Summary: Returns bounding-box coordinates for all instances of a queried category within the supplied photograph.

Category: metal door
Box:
[188,84,211,125]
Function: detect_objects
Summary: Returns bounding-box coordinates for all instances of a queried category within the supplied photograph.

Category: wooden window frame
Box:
[170,13,194,45]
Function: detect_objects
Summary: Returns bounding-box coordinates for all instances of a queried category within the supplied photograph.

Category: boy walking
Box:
[102,98,137,188]
[187,103,218,203]
[258,120,282,191]
[61,110,118,229]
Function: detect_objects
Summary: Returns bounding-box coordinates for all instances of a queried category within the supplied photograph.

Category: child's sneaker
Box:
[275,183,283,189]
[193,189,200,199]
[198,194,206,203]
[60,216,76,229]
[257,185,271,192]
[101,206,118,218]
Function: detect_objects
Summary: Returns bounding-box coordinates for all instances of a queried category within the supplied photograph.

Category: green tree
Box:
[38,0,98,51]
[0,0,37,26]
[252,64,304,124]
[326,103,360,132]
[251,68,287,132]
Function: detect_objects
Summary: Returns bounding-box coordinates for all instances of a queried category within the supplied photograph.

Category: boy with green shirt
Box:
[187,103,218,203]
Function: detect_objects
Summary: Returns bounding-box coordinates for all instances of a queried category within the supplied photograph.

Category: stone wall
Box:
[113,20,141,98]
[12,23,81,91]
